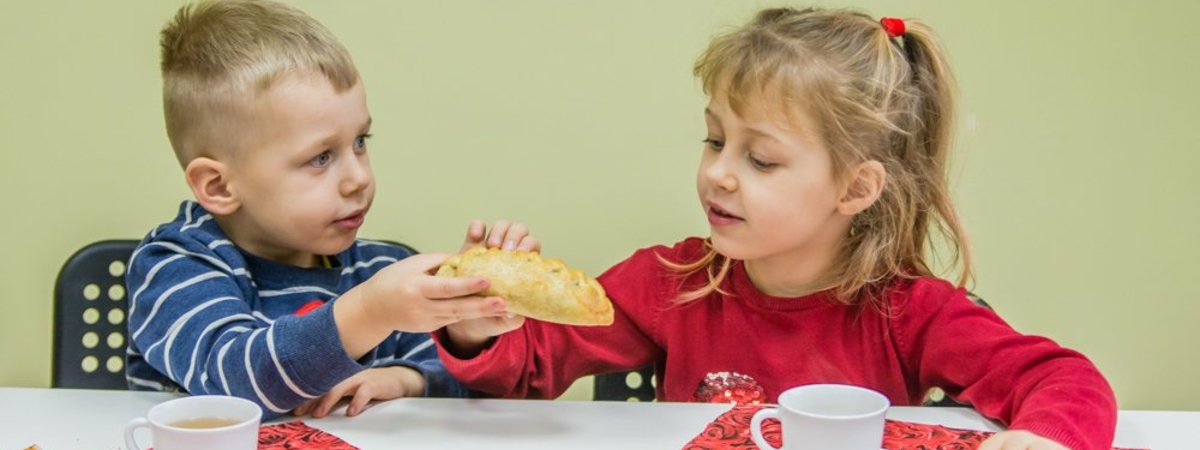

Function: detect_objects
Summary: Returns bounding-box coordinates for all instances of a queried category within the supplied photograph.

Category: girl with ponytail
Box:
[438,8,1116,450]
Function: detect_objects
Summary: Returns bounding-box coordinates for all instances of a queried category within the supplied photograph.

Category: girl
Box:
[435,7,1116,450]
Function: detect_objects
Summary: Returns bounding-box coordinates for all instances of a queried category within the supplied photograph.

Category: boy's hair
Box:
[673,7,972,305]
[160,0,359,167]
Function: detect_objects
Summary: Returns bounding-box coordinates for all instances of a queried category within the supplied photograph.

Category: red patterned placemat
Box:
[683,405,1142,450]
[258,421,359,450]
[138,422,357,450]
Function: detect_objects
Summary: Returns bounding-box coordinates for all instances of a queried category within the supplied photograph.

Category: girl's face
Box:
[697,93,853,292]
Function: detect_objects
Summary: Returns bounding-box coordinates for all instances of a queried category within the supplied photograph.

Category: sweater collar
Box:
[730,259,833,311]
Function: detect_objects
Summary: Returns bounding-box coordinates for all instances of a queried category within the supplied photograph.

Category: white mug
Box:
[124,395,262,450]
[751,384,890,450]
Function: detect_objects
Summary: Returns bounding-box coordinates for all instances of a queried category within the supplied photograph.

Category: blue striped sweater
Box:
[126,201,467,418]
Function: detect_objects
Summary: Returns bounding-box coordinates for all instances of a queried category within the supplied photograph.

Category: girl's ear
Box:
[184,157,240,216]
[837,160,886,216]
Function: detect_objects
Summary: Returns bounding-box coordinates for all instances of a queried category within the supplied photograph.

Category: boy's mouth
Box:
[334,209,367,230]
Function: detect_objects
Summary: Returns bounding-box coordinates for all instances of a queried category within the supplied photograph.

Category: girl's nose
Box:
[702,152,738,192]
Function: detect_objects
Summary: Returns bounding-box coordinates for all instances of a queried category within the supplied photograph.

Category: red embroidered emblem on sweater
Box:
[295,300,325,316]
[694,371,767,405]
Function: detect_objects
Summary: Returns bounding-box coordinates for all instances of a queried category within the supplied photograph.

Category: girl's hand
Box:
[292,366,424,418]
[978,430,1070,450]
[461,219,541,253]
[442,313,526,358]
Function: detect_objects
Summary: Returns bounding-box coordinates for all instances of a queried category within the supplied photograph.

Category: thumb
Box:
[396,252,452,273]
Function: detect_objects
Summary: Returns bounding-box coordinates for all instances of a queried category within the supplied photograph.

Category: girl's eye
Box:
[749,153,777,170]
[354,133,373,151]
[310,151,333,167]
[702,138,725,151]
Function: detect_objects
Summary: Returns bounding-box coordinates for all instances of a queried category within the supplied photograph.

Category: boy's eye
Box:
[702,138,724,151]
[354,133,373,151]
[310,151,333,167]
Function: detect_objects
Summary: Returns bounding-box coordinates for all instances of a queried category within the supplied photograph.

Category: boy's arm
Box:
[127,241,364,419]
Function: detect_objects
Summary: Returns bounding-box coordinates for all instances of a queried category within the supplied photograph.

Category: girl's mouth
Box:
[706,203,743,226]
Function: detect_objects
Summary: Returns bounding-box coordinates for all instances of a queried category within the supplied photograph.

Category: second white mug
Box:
[751,383,890,450]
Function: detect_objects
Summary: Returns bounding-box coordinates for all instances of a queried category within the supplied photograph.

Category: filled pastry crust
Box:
[436,246,614,326]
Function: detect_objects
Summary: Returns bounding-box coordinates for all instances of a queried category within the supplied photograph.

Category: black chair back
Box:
[52,239,140,389]
[593,366,655,401]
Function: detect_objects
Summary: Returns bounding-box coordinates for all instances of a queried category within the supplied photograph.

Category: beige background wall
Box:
[2,1,1197,409]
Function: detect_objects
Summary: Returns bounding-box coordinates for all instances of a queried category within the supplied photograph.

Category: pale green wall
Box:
[2,1,1196,410]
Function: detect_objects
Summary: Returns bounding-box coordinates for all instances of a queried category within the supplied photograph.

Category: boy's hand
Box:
[359,253,508,331]
[978,431,1069,450]
[292,366,424,418]
[461,219,541,253]
[335,253,508,358]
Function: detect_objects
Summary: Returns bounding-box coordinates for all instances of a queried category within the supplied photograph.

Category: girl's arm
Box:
[893,279,1117,450]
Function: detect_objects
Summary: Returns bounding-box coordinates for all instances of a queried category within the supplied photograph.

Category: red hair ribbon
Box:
[880,17,906,38]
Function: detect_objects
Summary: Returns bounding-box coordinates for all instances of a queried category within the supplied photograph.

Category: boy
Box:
[126,0,537,419]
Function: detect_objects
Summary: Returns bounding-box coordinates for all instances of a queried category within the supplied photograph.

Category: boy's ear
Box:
[184,157,239,216]
[837,160,886,216]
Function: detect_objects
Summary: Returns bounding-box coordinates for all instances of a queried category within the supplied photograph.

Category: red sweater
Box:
[436,238,1116,450]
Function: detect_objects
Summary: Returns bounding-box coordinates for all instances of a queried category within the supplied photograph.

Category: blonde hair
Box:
[673,7,972,305]
[160,0,359,167]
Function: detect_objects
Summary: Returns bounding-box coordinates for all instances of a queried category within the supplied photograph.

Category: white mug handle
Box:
[750,407,781,450]
[124,417,150,450]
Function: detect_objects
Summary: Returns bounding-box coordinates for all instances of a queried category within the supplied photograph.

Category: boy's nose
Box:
[339,157,372,196]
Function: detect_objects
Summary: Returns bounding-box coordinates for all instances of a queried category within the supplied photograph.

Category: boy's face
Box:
[222,74,374,267]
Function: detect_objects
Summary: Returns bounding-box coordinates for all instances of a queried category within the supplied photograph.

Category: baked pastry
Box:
[436,246,614,326]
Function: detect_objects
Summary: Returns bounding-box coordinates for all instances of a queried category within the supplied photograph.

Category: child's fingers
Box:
[515,235,540,253]
[394,252,453,274]
[293,399,315,416]
[503,223,529,250]
[423,275,491,299]
[486,219,512,248]
[346,388,375,417]
[432,296,508,322]
[459,220,486,252]
[978,431,1062,450]
[314,384,355,418]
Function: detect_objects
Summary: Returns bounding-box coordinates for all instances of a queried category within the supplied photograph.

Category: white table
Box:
[1,387,1195,449]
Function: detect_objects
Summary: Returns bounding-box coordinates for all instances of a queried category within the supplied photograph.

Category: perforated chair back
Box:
[52,239,140,389]
[593,366,656,401]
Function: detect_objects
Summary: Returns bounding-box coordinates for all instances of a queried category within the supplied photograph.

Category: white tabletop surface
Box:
[1,387,1196,450]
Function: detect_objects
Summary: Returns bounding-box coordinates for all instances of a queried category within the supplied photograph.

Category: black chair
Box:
[52,239,140,389]
[593,292,994,405]
[51,238,418,390]
[594,366,656,402]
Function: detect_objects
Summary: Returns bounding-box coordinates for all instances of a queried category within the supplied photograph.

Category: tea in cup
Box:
[124,395,262,450]
[751,384,890,450]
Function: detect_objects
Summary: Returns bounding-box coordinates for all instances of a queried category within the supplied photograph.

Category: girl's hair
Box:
[671,7,972,304]
[159,0,359,167]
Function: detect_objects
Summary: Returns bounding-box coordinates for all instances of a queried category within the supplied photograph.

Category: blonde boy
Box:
[127,0,536,419]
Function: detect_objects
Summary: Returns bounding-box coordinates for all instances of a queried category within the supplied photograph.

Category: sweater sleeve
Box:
[126,240,365,419]
[371,333,470,398]
[434,246,672,399]
[891,279,1117,450]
